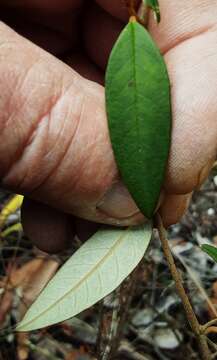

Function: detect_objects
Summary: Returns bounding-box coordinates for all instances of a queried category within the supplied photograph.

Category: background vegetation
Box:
[0,163,216,360]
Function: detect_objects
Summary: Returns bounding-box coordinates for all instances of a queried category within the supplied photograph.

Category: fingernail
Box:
[97,181,140,219]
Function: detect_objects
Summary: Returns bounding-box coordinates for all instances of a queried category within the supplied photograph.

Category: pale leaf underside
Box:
[16,224,152,332]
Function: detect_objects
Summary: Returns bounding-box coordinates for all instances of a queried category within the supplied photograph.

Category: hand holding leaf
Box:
[17,5,171,332]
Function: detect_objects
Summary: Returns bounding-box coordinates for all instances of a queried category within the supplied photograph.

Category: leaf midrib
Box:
[130,23,139,142]
[18,228,131,329]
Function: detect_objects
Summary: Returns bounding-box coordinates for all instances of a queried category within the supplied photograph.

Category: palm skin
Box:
[0,0,216,252]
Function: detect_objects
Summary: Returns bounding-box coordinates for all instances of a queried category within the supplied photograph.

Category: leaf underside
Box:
[201,244,217,263]
[16,224,152,332]
[105,21,171,219]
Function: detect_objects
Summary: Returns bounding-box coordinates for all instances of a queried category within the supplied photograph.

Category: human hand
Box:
[0,0,216,252]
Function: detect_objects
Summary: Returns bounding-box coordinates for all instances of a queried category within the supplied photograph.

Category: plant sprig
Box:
[144,0,161,23]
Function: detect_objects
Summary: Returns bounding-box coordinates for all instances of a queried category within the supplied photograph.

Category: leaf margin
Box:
[105,20,171,219]
[16,223,153,332]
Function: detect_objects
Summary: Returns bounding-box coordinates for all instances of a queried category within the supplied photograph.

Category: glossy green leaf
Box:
[201,244,217,263]
[144,0,161,23]
[16,224,152,332]
[105,20,171,219]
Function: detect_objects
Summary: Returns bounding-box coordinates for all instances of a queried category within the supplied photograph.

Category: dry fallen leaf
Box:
[0,257,59,325]
[65,346,89,360]
[17,332,29,360]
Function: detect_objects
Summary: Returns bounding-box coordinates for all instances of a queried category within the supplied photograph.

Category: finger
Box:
[95,0,140,22]
[148,0,217,191]
[148,0,217,54]
[0,22,143,226]
[1,0,83,12]
[163,29,217,194]
[160,193,192,228]
[83,2,124,70]
[22,53,103,254]
[64,52,104,85]
[74,217,100,241]
[22,199,100,253]
[1,6,80,56]
[21,198,74,253]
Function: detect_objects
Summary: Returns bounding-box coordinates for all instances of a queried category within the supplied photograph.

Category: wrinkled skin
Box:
[0,0,216,252]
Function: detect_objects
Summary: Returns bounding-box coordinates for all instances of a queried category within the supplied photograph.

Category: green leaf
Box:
[16,224,152,332]
[201,244,217,263]
[144,0,161,23]
[105,20,171,219]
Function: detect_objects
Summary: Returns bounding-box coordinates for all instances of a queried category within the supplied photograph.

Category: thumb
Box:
[0,22,143,226]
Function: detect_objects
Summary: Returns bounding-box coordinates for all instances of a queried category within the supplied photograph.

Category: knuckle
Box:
[1,77,84,194]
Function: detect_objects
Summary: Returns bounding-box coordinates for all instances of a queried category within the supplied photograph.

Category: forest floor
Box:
[0,165,217,360]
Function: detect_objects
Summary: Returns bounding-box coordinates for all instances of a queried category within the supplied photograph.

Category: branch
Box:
[97,263,143,360]
[124,0,147,26]
[154,213,211,360]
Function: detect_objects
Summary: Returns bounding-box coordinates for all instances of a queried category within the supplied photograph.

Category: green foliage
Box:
[201,244,217,263]
[16,224,152,332]
[144,0,161,23]
[105,20,171,219]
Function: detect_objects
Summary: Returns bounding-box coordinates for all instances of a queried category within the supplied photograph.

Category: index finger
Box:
[0,0,82,12]
[148,0,217,53]
[95,0,140,22]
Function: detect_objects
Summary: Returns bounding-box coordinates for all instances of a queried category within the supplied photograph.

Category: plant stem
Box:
[97,263,143,360]
[154,213,211,360]
[202,319,217,332]
[124,0,136,17]
[137,1,149,24]
[207,338,217,352]
[108,264,142,359]
[204,326,217,335]
[96,300,106,358]
[124,0,146,25]
[101,298,119,360]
